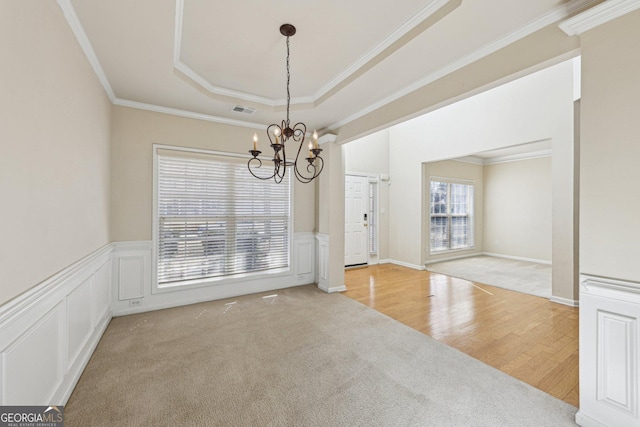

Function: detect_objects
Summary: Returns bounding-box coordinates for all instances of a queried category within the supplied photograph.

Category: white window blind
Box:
[430,179,474,252]
[156,151,290,287]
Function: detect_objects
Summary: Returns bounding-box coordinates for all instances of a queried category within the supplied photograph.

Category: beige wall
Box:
[483,157,552,262]
[343,130,390,261]
[580,10,640,282]
[110,106,316,242]
[0,1,112,305]
[424,160,484,263]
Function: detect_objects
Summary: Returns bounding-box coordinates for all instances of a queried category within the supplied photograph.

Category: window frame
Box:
[428,177,475,255]
[151,144,294,294]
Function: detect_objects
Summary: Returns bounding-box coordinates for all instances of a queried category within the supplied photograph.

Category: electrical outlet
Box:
[129,298,142,307]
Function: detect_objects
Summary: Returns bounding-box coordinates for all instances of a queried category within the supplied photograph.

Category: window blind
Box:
[157,152,290,286]
[429,179,474,252]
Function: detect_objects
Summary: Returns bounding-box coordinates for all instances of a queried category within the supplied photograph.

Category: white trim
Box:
[482,252,552,266]
[0,245,112,328]
[317,284,347,293]
[113,99,263,130]
[425,253,482,265]
[0,245,112,405]
[559,0,640,36]
[59,0,594,134]
[575,411,608,427]
[327,0,597,131]
[314,0,456,102]
[453,156,485,165]
[56,0,116,102]
[388,259,426,271]
[172,0,456,109]
[481,149,553,165]
[549,296,579,307]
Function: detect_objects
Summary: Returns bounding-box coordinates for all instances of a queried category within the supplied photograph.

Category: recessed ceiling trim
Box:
[326,0,598,131]
[114,98,264,130]
[172,0,457,109]
[559,0,640,36]
[173,0,312,108]
[482,149,552,165]
[312,0,456,101]
[56,0,115,102]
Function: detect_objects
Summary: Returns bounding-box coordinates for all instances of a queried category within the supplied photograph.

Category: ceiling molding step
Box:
[453,156,485,165]
[56,0,116,102]
[327,0,597,131]
[482,149,553,165]
[113,98,264,130]
[312,0,457,101]
[559,0,640,36]
[317,134,337,145]
[172,0,457,109]
[172,0,315,108]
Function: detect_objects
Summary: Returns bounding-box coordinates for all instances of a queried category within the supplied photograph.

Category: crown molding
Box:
[559,0,640,36]
[453,149,552,166]
[56,0,116,102]
[327,0,597,131]
[114,98,264,130]
[172,0,456,109]
[312,0,456,101]
[482,149,552,165]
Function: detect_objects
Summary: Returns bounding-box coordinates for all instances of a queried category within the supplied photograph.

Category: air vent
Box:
[232,105,256,115]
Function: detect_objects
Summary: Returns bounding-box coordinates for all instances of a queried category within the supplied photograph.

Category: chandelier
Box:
[248,24,323,184]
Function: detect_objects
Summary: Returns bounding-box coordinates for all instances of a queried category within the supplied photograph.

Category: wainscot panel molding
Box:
[577,275,640,427]
[0,245,112,405]
[112,233,317,316]
[315,233,346,293]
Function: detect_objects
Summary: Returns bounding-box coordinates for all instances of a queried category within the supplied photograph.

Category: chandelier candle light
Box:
[248,24,324,184]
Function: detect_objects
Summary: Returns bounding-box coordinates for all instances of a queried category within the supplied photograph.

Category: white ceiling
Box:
[63,0,599,133]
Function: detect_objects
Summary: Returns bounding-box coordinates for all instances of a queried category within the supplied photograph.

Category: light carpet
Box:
[427,255,552,298]
[66,285,575,426]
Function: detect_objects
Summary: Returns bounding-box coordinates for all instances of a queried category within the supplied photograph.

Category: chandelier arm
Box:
[247,157,277,181]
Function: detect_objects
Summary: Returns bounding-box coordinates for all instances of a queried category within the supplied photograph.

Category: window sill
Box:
[153,266,292,294]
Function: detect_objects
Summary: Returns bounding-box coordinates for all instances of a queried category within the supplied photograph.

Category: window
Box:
[155,148,291,288]
[429,179,474,252]
[368,179,378,254]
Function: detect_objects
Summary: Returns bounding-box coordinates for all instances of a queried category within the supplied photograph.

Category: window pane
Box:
[430,181,448,214]
[430,216,448,251]
[450,216,470,248]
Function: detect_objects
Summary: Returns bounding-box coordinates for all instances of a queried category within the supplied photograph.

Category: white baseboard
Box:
[388,260,425,271]
[549,296,579,307]
[318,284,347,293]
[425,253,482,265]
[575,411,607,427]
[482,252,552,265]
[0,244,113,405]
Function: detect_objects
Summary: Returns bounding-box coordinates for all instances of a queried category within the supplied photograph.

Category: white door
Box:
[345,175,369,266]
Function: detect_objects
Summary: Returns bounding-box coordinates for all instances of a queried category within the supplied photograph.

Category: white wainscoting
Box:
[577,275,640,427]
[316,233,329,290]
[0,233,319,404]
[0,245,112,405]
[112,233,317,316]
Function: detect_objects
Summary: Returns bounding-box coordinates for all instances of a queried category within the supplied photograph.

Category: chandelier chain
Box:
[286,35,291,126]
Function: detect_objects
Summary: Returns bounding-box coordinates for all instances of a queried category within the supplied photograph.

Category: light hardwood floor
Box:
[343,264,579,407]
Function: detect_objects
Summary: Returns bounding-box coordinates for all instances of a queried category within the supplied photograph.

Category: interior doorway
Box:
[345,174,369,267]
